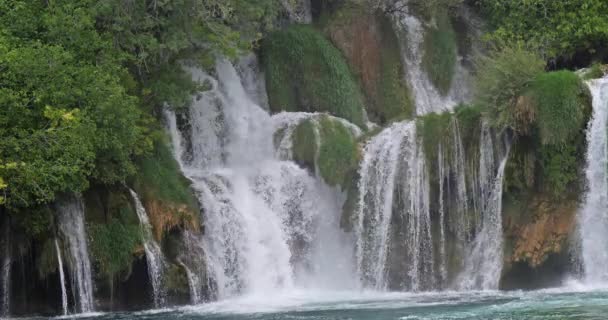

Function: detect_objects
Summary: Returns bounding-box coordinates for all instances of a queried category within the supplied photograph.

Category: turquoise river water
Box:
[31,287,608,320]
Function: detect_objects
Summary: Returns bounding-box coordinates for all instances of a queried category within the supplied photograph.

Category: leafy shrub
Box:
[89,206,141,281]
[530,71,590,145]
[475,45,545,133]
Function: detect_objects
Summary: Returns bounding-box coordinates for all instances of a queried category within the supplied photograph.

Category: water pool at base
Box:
[39,288,608,320]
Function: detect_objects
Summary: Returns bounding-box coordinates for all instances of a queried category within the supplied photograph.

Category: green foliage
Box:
[134,140,198,210]
[530,71,589,145]
[262,25,366,127]
[422,10,457,95]
[89,206,141,281]
[476,0,608,59]
[475,45,545,133]
[0,0,278,212]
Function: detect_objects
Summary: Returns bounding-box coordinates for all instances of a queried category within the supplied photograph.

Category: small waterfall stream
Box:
[392,4,471,116]
[54,239,68,315]
[457,123,510,290]
[129,189,167,307]
[579,76,608,284]
[57,196,94,313]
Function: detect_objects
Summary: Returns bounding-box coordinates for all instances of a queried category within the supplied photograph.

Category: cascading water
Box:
[1,223,10,318]
[579,76,608,285]
[392,3,471,115]
[129,189,167,307]
[57,196,95,313]
[55,239,68,316]
[457,123,510,290]
[165,59,357,299]
[354,121,433,291]
[355,116,509,291]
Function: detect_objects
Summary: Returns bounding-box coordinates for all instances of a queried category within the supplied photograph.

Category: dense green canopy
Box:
[0,0,278,209]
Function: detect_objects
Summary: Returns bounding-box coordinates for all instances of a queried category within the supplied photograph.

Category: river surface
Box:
[31,287,608,320]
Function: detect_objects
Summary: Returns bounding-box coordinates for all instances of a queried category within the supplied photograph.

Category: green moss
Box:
[37,238,58,280]
[582,63,605,80]
[416,112,453,162]
[530,71,590,146]
[422,10,457,95]
[291,116,359,187]
[377,13,414,121]
[262,25,366,127]
[292,119,318,172]
[317,117,359,186]
[133,140,198,211]
[165,263,190,295]
[540,142,580,197]
[89,205,141,281]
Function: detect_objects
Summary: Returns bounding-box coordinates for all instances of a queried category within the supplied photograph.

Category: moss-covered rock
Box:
[324,4,413,123]
[262,25,366,127]
[132,140,199,241]
[82,187,142,282]
[422,10,458,95]
[291,115,360,187]
[165,263,190,296]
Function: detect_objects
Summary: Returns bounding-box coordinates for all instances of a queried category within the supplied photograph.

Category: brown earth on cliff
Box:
[504,195,577,268]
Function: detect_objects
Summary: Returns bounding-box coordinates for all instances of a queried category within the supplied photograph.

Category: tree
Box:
[475,0,608,60]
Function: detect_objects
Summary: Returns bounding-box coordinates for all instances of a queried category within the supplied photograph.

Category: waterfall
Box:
[129,189,167,307]
[176,230,208,304]
[54,239,68,315]
[354,121,433,290]
[165,59,357,299]
[1,224,10,318]
[579,76,608,284]
[354,116,509,291]
[57,196,94,313]
[457,123,510,290]
[178,259,202,304]
[392,3,471,116]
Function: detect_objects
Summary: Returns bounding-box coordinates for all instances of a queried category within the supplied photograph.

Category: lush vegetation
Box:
[262,25,366,127]
[475,0,608,60]
[474,45,546,134]
[475,44,591,199]
[0,0,278,212]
